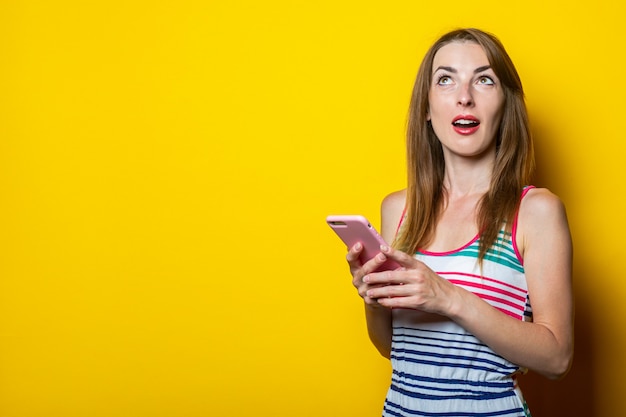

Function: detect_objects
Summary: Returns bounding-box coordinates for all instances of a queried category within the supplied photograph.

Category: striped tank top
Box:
[383,187,534,417]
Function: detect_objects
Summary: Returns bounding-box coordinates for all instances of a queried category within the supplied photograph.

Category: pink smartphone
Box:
[326,214,400,271]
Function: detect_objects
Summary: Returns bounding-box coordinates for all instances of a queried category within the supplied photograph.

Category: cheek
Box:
[427,102,450,136]
[493,94,506,120]
[426,96,443,123]
[427,89,454,114]
[427,103,448,130]
[428,117,448,141]
[491,102,506,129]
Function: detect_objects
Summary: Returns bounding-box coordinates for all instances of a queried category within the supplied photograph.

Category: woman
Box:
[346,28,573,416]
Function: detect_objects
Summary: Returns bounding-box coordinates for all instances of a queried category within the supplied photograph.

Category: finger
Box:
[366,282,411,300]
[376,295,403,309]
[346,242,365,268]
[363,268,406,286]
[359,251,394,277]
[379,245,420,268]
[364,296,390,308]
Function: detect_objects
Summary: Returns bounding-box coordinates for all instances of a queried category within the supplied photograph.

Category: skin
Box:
[345,41,573,380]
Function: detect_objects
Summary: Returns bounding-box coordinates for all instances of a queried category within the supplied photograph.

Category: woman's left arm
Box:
[498,187,574,378]
[365,188,574,379]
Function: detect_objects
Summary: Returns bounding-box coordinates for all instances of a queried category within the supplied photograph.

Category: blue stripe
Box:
[393,328,515,367]
[396,339,506,364]
[390,354,515,377]
[389,383,517,401]
[524,297,533,319]
[394,332,503,360]
[391,377,512,398]
[393,347,518,372]
[384,400,524,417]
[394,326,483,341]
[390,380,508,398]
[394,328,507,360]
[392,370,514,390]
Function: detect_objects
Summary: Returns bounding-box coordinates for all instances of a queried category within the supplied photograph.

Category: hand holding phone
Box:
[326,215,400,271]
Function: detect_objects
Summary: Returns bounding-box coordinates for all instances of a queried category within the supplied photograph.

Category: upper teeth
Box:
[455,119,476,125]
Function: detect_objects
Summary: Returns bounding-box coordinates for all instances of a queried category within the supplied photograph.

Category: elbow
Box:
[541,348,574,380]
[550,355,573,380]
[544,364,570,381]
[534,326,574,380]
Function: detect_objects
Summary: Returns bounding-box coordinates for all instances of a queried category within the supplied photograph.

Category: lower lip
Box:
[453,125,480,135]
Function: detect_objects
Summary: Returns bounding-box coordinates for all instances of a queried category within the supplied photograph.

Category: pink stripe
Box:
[449,279,526,302]
[511,186,535,266]
[493,305,523,320]
[439,271,527,293]
[395,206,407,237]
[472,292,525,313]
[419,234,480,256]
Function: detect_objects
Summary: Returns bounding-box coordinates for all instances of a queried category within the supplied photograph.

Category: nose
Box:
[457,83,474,107]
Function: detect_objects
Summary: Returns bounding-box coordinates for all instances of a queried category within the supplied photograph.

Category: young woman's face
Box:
[428,41,505,160]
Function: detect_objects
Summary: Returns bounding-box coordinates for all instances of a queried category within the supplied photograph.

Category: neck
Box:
[442,155,494,199]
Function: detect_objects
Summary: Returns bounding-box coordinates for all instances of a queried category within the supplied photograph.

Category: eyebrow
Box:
[433,65,492,74]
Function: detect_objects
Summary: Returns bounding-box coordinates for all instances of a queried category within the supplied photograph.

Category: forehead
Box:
[432,41,490,71]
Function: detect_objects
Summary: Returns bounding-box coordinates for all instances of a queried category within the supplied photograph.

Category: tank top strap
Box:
[394,206,408,238]
[511,185,536,264]
[396,185,537,248]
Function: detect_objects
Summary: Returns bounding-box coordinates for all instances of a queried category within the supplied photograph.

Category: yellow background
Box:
[0,1,623,416]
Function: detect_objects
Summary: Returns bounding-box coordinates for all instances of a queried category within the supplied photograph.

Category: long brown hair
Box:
[393,28,534,261]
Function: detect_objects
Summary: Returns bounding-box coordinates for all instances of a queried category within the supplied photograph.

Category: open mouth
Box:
[452,116,480,135]
[452,119,480,128]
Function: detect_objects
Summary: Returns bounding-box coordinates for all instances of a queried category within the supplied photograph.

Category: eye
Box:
[437,75,453,85]
[477,76,495,85]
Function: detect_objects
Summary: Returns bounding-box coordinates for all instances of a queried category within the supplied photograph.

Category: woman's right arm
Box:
[346,190,406,359]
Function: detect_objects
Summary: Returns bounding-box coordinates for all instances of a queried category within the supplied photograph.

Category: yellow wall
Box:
[0,1,623,416]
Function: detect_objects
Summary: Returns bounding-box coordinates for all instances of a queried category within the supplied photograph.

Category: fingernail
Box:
[363,275,369,283]
[380,245,389,252]
[355,242,362,250]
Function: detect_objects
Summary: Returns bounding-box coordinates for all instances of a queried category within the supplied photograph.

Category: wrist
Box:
[445,284,467,321]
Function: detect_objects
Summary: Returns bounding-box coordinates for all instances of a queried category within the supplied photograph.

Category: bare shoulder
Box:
[519,187,568,223]
[382,189,407,214]
[381,189,406,242]
[517,187,571,256]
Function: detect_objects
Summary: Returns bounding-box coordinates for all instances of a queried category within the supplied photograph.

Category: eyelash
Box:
[436,75,452,85]
[435,74,495,85]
